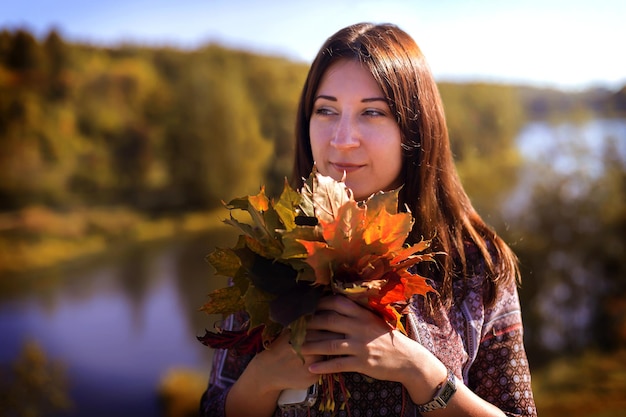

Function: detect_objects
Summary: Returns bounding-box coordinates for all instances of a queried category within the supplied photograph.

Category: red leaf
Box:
[197,324,265,355]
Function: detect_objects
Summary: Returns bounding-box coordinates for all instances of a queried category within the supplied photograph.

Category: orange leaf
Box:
[248,186,269,212]
[297,239,334,286]
[363,209,412,250]
[400,270,436,298]
[366,299,406,333]
[377,275,407,305]
[321,201,366,252]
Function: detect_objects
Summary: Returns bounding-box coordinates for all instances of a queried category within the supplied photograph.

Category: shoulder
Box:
[453,239,493,292]
[462,235,519,305]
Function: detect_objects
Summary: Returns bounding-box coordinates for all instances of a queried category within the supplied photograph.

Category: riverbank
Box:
[0,205,230,277]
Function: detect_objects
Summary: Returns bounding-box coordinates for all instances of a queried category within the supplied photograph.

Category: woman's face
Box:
[309,59,403,201]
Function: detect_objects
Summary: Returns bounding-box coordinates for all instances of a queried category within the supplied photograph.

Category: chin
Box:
[350,189,371,202]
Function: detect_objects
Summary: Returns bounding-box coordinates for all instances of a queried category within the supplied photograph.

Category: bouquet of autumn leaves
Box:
[198,170,439,410]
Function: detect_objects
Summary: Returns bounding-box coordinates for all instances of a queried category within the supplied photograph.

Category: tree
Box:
[163,48,273,209]
[439,83,525,222]
[5,29,42,72]
[43,29,71,99]
[502,127,626,363]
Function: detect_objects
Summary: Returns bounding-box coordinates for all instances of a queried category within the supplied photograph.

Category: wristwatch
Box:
[416,368,457,413]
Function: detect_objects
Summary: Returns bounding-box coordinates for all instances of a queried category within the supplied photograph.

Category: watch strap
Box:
[416,368,457,413]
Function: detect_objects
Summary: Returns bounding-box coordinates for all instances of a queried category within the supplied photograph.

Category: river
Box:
[1,118,624,416]
[0,228,236,417]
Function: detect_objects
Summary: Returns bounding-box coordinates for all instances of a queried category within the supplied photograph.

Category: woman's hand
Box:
[247,329,322,392]
[301,295,448,404]
[225,329,321,417]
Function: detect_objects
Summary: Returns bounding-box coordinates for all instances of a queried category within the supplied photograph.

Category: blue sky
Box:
[3,0,625,90]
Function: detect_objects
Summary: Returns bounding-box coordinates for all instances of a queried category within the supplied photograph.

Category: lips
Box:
[330,162,364,173]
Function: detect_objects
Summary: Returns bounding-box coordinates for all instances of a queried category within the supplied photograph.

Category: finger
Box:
[307,309,355,334]
[307,354,357,375]
[301,337,352,357]
[316,295,363,316]
[305,329,344,343]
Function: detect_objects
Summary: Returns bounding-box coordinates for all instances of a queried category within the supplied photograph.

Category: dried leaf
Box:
[274,178,302,231]
[206,247,241,277]
[235,247,298,294]
[248,186,270,212]
[289,315,310,360]
[311,172,353,224]
[269,282,324,327]
[197,325,264,355]
[200,286,245,316]
[200,170,441,389]
[243,285,275,331]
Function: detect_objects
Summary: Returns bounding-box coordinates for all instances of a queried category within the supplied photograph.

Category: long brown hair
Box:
[292,22,519,305]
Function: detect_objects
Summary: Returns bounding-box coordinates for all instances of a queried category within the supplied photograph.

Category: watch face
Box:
[417,369,457,412]
[440,379,456,402]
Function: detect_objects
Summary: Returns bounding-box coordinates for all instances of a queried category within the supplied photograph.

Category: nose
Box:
[330,114,360,149]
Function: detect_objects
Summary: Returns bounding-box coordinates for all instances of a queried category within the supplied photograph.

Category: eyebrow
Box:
[314,95,387,103]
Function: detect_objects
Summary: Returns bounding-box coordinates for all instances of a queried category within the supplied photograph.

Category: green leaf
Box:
[274,178,301,231]
[200,286,244,315]
[262,206,283,241]
[280,258,316,282]
[269,282,323,327]
[223,215,257,239]
[280,225,320,259]
[224,196,251,211]
[245,235,283,259]
[232,269,250,295]
[298,171,316,217]
[243,285,275,330]
[236,247,298,294]
[289,315,310,360]
[206,247,241,277]
[245,202,284,257]
[246,200,268,232]
[262,320,284,347]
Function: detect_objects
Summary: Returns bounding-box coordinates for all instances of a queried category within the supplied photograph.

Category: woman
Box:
[201,22,537,417]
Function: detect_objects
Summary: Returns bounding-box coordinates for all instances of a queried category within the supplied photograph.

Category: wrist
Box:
[396,337,449,405]
[415,368,457,413]
[245,355,284,394]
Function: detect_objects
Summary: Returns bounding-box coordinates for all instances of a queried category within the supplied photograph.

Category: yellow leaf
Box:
[274,179,301,231]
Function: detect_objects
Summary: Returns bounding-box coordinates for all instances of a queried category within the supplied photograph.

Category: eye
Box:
[362,108,389,117]
[363,108,386,117]
[313,106,336,116]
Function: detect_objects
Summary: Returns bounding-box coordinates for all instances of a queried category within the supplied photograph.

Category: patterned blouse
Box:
[200,246,537,417]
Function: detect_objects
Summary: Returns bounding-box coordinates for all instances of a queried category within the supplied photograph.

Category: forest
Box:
[0,28,625,416]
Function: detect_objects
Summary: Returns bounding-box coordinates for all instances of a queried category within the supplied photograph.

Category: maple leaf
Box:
[223,188,283,259]
[200,286,245,316]
[269,282,325,327]
[274,178,302,231]
[299,168,352,223]
[200,170,442,410]
[197,324,264,355]
[206,247,241,278]
[289,172,438,332]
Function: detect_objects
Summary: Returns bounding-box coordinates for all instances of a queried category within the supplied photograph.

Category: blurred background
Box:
[0,1,625,416]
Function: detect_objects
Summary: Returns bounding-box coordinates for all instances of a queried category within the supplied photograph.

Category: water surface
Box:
[0,229,235,417]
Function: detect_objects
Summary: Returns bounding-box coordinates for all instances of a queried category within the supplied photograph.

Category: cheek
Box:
[376,133,403,168]
[309,125,326,161]
[379,138,403,186]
